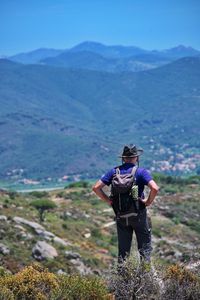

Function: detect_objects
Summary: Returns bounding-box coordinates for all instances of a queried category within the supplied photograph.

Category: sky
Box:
[0,0,200,56]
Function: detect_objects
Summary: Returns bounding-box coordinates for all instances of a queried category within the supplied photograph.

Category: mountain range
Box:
[8,42,200,73]
[0,50,200,181]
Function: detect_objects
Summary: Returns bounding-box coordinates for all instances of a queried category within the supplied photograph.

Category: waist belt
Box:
[120,212,138,218]
[118,212,138,226]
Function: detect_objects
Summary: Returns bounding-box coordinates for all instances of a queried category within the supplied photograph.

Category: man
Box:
[92,144,159,262]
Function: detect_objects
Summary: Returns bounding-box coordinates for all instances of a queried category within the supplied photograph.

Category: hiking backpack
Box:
[110,166,139,216]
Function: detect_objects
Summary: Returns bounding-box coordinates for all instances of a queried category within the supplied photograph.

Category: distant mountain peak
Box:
[167,45,196,51]
[75,41,105,46]
[162,45,200,57]
[0,58,18,65]
[70,41,106,52]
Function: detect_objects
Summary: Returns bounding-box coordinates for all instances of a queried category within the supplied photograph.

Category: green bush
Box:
[91,228,103,239]
[30,199,57,222]
[51,274,110,300]
[56,191,65,198]
[29,191,49,198]
[0,264,59,300]
[163,186,179,194]
[66,181,90,188]
[163,264,200,300]
[185,175,200,185]
[0,263,110,300]
[0,287,14,300]
[0,267,9,277]
[108,255,160,300]
[152,173,200,186]
[8,191,18,200]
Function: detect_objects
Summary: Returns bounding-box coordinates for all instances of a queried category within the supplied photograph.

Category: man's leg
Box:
[116,220,133,262]
[134,210,152,262]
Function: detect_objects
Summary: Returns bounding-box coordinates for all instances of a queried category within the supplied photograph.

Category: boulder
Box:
[32,241,58,260]
[0,215,8,221]
[57,269,67,275]
[13,217,45,231]
[35,229,55,240]
[70,258,92,275]
[102,221,115,228]
[14,224,26,231]
[13,216,71,245]
[65,250,81,259]
[84,232,91,238]
[0,243,10,255]
[20,232,33,240]
[54,236,71,247]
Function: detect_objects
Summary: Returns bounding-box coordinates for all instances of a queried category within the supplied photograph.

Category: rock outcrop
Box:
[13,216,71,246]
[0,243,10,255]
[32,241,58,260]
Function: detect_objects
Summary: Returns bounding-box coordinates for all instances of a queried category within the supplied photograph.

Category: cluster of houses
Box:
[151,152,200,174]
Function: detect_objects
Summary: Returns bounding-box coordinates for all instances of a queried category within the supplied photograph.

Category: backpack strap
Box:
[131,166,138,177]
[116,168,120,175]
[115,166,137,176]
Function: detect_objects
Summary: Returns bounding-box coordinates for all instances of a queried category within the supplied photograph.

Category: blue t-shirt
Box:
[101,163,152,199]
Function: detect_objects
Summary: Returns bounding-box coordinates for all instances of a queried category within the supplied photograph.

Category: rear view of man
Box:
[92,144,159,263]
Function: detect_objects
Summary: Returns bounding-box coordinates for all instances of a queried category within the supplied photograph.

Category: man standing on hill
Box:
[92,145,159,263]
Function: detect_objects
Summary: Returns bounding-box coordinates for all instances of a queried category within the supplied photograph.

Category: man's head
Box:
[119,144,143,164]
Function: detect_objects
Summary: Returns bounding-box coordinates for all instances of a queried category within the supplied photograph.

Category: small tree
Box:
[30,199,57,222]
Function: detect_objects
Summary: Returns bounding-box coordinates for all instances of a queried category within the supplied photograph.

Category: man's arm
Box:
[140,180,159,207]
[92,180,112,206]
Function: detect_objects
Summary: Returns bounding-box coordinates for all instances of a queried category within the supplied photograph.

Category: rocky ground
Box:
[0,180,200,275]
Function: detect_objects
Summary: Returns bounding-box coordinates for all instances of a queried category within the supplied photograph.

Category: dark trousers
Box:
[116,209,152,262]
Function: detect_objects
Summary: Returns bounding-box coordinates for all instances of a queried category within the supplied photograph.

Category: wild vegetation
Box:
[0,174,200,298]
[0,263,110,300]
[30,199,57,222]
[0,258,199,299]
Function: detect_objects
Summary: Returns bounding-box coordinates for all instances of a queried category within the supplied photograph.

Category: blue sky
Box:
[0,0,200,56]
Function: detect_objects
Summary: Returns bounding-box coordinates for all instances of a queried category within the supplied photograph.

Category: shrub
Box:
[162,264,200,300]
[185,175,200,184]
[0,267,9,277]
[29,191,49,198]
[0,287,14,300]
[56,191,65,198]
[8,191,18,200]
[108,255,160,300]
[51,274,110,300]
[30,199,57,222]
[163,186,178,194]
[0,263,110,300]
[66,181,90,188]
[91,228,103,239]
[0,263,59,300]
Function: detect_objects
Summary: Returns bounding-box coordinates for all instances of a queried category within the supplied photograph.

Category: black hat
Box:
[119,144,143,158]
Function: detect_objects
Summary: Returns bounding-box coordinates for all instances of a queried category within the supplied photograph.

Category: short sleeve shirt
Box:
[101,163,152,199]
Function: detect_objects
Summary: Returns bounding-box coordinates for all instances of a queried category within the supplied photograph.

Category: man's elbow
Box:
[92,180,105,195]
[92,185,97,193]
[92,183,100,194]
[152,185,159,193]
[149,181,159,193]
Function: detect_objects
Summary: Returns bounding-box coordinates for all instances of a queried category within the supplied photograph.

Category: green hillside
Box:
[0,57,200,181]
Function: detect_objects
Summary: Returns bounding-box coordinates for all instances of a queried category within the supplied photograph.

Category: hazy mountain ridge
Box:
[8,42,200,73]
[9,48,64,64]
[40,50,170,72]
